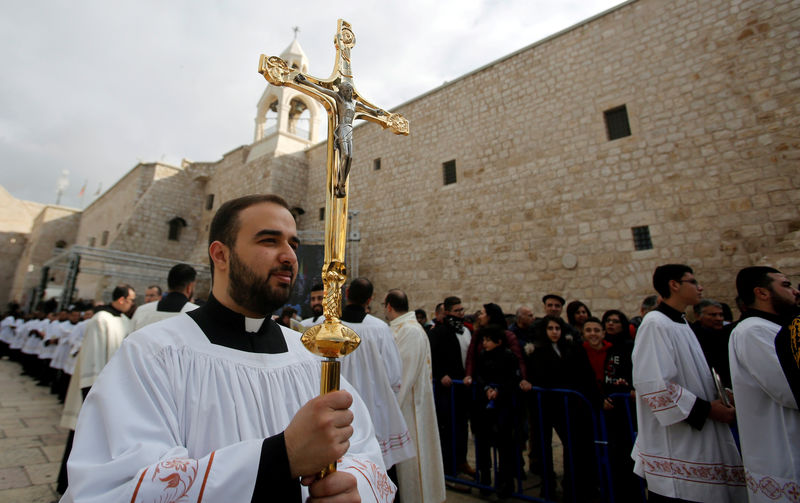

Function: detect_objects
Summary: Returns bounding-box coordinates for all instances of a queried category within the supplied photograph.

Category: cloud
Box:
[0,0,625,210]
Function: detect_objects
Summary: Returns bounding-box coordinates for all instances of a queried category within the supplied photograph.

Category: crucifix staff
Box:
[258,19,409,477]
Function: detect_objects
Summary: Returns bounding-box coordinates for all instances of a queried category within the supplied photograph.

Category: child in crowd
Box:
[473,324,521,498]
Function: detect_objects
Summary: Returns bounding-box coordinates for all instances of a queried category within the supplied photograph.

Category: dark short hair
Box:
[167,264,197,291]
[652,264,694,299]
[112,284,134,302]
[566,300,592,326]
[414,308,427,319]
[582,316,603,328]
[435,302,444,312]
[310,283,324,293]
[207,194,291,275]
[280,306,297,317]
[385,289,409,313]
[736,266,780,307]
[347,277,373,306]
[443,296,462,312]
[542,294,565,306]
[147,285,162,295]
[481,324,505,344]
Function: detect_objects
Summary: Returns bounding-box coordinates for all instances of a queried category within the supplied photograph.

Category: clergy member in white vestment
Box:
[131,263,199,331]
[62,194,394,503]
[340,278,414,469]
[385,289,446,503]
[632,264,746,503]
[729,266,800,503]
[299,283,325,329]
[57,285,136,495]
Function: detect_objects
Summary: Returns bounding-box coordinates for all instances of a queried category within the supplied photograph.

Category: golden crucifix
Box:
[258,19,409,476]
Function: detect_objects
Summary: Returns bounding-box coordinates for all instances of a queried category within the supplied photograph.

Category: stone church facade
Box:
[4,0,798,317]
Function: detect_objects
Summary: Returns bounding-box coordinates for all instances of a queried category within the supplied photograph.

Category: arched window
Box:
[288,98,311,139]
[168,217,187,241]
[55,240,67,249]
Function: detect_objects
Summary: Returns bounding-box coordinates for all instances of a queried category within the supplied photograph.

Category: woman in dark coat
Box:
[529,315,601,501]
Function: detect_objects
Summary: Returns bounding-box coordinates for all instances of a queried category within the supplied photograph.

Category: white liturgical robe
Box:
[341,314,414,468]
[60,309,132,430]
[730,314,800,503]
[130,298,199,332]
[632,307,746,502]
[389,311,446,503]
[61,313,394,503]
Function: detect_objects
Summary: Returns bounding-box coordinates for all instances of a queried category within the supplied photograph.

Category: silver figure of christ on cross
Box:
[258,19,409,477]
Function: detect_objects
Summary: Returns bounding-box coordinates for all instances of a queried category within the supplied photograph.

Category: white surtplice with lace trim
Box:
[60,313,395,503]
[632,310,746,502]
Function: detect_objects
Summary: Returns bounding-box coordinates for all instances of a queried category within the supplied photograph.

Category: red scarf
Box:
[583,340,612,387]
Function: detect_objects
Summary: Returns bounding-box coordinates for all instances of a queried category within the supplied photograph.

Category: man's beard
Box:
[770,288,800,318]
[228,249,294,316]
[311,304,324,317]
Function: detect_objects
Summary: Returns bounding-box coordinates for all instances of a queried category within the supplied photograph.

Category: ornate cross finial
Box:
[292,26,299,39]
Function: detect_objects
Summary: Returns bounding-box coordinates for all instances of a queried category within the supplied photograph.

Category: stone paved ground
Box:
[0,358,64,503]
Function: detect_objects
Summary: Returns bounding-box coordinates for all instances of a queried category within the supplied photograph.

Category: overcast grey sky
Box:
[0,0,625,209]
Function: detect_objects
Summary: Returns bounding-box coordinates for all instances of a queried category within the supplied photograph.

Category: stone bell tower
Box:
[253,34,324,157]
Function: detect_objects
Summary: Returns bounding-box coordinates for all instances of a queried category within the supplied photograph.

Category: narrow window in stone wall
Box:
[168,217,187,241]
[319,207,325,221]
[206,194,215,210]
[632,225,653,250]
[442,159,457,185]
[373,158,381,171]
[55,240,66,249]
[89,237,96,247]
[604,105,631,140]
[101,231,109,246]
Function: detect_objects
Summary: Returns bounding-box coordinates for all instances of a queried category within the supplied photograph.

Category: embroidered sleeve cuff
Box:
[252,432,300,503]
[685,397,710,430]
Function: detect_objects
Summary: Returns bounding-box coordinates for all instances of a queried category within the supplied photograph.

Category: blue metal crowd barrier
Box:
[433,380,646,502]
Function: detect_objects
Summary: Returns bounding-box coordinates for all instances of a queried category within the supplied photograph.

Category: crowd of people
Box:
[0,193,798,503]
[416,265,799,502]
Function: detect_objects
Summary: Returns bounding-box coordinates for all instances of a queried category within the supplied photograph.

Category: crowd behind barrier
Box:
[435,380,648,503]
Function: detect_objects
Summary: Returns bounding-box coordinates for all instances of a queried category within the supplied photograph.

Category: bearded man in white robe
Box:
[632,264,745,502]
[384,288,446,503]
[62,194,393,503]
[729,266,800,503]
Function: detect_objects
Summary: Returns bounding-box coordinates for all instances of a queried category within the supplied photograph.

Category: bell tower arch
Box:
[254,35,323,152]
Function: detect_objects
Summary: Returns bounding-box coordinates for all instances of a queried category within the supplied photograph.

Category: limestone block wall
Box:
[75,164,160,249]
[301,0,800,318]
[8,207,80,307]
[0,185,44,308]
[186,147,311,265]
[111,165,205,259]
[0,233,27,308]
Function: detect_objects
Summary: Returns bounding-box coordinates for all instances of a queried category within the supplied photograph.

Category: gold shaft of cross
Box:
[258,19,409,477]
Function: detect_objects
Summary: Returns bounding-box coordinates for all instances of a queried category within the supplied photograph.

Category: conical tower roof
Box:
[280,38,309,74]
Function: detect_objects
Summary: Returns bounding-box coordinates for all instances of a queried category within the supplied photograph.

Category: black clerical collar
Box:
[187,294,288,354]
[96,305,123,317]
[157,291,189,313]
[340,304,367,323]
[657,302,686,323]
[741,308,789,326]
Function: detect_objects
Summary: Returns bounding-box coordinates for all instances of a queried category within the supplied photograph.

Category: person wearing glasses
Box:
[631,264,744,502]
[429,295,475,479]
